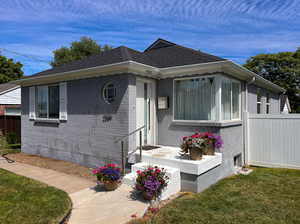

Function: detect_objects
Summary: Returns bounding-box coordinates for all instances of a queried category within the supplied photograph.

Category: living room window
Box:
[221,77,241,120]
[174,75,241,122]
[36,85,60,119]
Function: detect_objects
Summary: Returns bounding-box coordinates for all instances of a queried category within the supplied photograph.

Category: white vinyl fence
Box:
[246,113,300,169]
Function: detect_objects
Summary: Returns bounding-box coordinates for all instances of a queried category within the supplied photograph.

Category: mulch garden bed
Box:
[6,153,95,182]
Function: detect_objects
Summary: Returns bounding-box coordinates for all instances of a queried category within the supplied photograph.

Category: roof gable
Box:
[144,38,176,52]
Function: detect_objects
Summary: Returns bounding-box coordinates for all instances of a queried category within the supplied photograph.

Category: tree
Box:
[0,54,23,83]
[244,49,300,112]
[50,37,112,67]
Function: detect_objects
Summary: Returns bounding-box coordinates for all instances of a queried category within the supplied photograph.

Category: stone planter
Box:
[203,144,215,155]
[103,181,119,191]
[189,147,203,160]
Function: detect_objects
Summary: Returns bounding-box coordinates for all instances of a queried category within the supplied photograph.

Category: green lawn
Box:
[133,167,300,224]
[0,136,20,156]
[0,168,72,224]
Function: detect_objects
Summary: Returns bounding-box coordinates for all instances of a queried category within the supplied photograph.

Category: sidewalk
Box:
[0,159,148,224]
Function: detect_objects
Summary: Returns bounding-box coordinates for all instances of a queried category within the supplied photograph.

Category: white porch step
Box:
[123,162,181,200]
[136,146,222,175]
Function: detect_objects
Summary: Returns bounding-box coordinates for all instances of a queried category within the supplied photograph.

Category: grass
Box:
[0,135,20,156]
[131,167,300,224]
[0,168,72,224]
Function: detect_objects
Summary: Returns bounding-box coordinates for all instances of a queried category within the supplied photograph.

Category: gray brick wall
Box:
[21,74,133,168]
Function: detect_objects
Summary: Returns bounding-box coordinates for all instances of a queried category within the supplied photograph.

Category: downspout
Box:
[243,77,256,166]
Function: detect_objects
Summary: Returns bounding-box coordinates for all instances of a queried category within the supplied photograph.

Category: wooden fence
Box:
[246,113,300,169]
[0,115,21,143]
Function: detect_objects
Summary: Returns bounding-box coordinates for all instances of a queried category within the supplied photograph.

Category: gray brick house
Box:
[16,39,285,192]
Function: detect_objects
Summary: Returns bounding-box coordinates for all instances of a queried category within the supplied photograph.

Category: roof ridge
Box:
[119,46,132,60]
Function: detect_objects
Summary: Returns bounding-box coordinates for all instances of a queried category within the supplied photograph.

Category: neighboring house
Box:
[15,39,285,192]
[0,82,21,140]
[280,95,291,114]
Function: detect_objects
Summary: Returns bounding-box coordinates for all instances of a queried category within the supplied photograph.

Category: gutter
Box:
[14,59,285,94]
[12,60,160,85]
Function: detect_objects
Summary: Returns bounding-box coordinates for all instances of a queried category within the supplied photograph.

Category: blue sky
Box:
[0,0,299,76]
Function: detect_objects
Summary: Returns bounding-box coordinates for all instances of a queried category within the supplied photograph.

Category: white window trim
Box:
[35,84,60,121]
[172,74,242,124]
[102,82,116,104]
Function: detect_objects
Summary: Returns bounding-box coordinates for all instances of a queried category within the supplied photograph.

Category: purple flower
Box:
[143,176,161,193]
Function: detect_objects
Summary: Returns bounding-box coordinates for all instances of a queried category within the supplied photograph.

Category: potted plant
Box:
[92,163,121,191]
[200,132,223,155]
[181,133,205,160]
[181,132,223,160]
[135,166,169,201]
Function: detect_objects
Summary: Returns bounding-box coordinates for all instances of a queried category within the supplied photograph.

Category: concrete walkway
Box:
[0,160,148,224]
[0,159,92,193]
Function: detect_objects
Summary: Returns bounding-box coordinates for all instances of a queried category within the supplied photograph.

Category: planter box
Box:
[135,146,222,175]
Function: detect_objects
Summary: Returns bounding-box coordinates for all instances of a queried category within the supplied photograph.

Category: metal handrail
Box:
[116,125,146,176]
[115,125,145,143]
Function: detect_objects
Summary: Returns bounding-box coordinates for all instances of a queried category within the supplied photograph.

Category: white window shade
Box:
[59,82,67,120]
[174,77,216,121]
[221,77,241,121]
[29,86,36,119]
[174,75,241,123]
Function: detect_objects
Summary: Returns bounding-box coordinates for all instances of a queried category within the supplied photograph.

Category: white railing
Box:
[246,113,300,169]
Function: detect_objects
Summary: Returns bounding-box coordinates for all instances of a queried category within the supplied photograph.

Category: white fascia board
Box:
[0,86,20,95]
[14,58,285,94]
[159,61,227,78]
[14,61,159,86]
[224,61,285,93]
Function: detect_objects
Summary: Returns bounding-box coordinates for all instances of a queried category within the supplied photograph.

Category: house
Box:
[0,82,21,140]
[15,39,285,192]
[280,95,291,114]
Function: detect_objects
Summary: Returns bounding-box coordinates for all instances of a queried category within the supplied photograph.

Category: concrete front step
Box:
[136,146,222,175]
[123,162,181,200]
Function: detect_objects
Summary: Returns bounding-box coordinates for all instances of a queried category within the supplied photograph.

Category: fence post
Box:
[243,111,249,165]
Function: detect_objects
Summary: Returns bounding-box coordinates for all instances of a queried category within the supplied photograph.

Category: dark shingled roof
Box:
[0,82,19,94]
[26,38,226,79]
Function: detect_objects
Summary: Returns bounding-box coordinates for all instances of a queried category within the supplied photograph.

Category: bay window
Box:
[174,75,241,122]
[36,85,60,119]
[221,77,241,120]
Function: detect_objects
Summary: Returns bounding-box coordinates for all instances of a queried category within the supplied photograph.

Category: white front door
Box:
[136,79,155,146]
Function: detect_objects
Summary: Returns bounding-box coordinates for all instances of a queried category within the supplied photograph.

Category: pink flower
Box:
[92,169,98,174]
[136,170,141,174]
[191,133,200,138]
[183,136,188,140]
[155,169,161,173]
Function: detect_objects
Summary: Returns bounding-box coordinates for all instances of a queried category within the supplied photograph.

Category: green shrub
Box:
[6,132,18,145]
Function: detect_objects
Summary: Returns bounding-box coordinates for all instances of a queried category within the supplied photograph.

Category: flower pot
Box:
[189,147,203,160]
[103,181,119,191]
[142,191,155,201]
[203,144,215,155]
[136,184,145,191]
